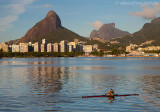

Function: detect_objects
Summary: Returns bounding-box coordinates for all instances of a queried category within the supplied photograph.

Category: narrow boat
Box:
[82,94,139,98]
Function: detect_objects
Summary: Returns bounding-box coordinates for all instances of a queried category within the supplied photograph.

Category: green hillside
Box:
[110,20,160,48]
[35,27,87,43]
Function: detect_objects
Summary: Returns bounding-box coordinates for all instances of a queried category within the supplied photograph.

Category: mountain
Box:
[89,23,130,40]
[10,10,86,44]
[111,17,160,47]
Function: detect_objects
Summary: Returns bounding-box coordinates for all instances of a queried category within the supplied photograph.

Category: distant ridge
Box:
[111,17,160,47]
[89,23,130,40]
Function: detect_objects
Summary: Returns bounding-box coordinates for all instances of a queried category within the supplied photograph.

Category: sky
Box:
[1,0,160,43]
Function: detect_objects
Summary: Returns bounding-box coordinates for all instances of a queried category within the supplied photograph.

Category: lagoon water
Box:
[0,57,160,112]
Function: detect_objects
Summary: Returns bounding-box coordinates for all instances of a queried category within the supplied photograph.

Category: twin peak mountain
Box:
[15,10,85,43]
[19,10,62,42]
[13,10,129,44]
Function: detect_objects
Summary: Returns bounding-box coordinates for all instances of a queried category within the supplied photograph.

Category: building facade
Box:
[42,39,47,44]
[34,42,40,52]
[47,43,53,52]
[41,44,47,52]
[54,43,59,52]
[60,40,67,52]
[83,45,93,53]
[20,43,28,52]
[0,42,9,52]
[12,45,20,52]
[126,44,138,52]
[68,44,74,52]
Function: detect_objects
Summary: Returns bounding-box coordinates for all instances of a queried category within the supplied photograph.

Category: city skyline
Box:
[1,0,160,43]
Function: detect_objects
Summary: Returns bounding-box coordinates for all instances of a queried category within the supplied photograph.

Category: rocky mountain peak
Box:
[17,10,62,43]
[101,23,115,28]
[89,30,99,39]
[46,10,57,18]
[90,23,129,40]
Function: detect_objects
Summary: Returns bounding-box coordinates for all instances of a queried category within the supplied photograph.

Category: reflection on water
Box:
[0,57,160,111]
[107,97,115,103]
[139,75,160,107]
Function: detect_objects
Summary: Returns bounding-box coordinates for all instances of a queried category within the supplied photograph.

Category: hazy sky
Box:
[0,0,160,43]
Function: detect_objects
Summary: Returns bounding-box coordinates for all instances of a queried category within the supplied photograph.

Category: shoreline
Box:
[0,56,160,59]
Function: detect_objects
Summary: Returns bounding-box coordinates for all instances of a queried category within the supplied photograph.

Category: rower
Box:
[107,89,114,96]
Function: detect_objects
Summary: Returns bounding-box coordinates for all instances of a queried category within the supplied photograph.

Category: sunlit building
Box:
[41,44,47,52]
[68,42,76,51]
[19,43,29,52]
[34,42,40,52]
[68,44,74,52]
[54,43,60,52]
[0,42,9,52]
[12,45,20,52]
[42,39,47,44]
[83,45,93,53]
[60,40,67,52]
[47,43,53,52]
[126,44,138,52]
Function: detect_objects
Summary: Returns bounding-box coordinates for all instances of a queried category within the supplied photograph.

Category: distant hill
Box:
[36,27,87,43]
[89,23,130,40]
[9,10,87,44]
[111,17,160,47]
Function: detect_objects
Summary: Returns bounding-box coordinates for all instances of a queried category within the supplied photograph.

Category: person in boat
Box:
[107,89,114,96]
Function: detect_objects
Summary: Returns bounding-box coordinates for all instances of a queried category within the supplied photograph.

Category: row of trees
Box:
[0,49,3,58]
[0,51,85,58]
[0,49,127,58]
[1,49,159,58]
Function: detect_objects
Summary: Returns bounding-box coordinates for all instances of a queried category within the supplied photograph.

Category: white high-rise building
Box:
[60,40,67,52]
[34,42,40,52]
[19,43,28,52]
[54,43,59,52]
[68,44,74,52]
[12,45,20,52]
[42,39,46,44]
[47,43,53,52]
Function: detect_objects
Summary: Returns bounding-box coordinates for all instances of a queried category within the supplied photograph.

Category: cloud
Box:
[88,21,104,29]
[44,4,52,8]
[129,3,160,19]
[0,0,35,31]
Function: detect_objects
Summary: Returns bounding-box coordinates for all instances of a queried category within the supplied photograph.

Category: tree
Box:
[0,49,3,58]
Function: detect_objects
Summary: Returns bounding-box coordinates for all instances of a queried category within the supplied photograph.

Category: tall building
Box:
[41,44,46,52]
[76,44,83,52]
[54,43,60,52]
[47,43,53,52]
[60,40,67,52]
[20,43,28,52]
[28,42,33,52]
[42,39,47,44]
[34,42,40,52]
[12,45,20,52]
[8,45,12,52]
[0,42,9,52]
[41,39,47,52]
[68,44,74,52]
[68,42,76,51]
